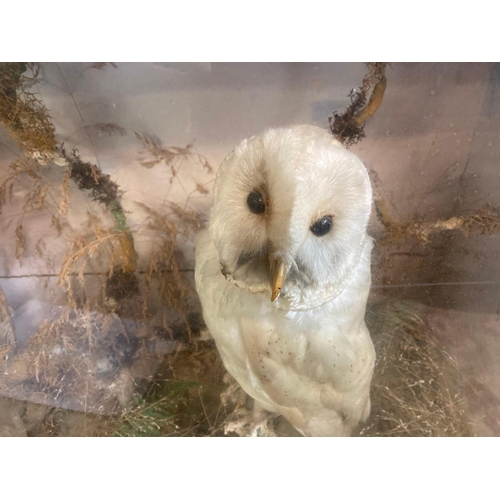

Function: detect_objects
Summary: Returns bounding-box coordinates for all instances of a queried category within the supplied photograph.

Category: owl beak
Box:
[270,256,287,302]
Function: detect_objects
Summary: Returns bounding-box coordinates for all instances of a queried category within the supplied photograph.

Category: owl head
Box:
[209,125,372,310]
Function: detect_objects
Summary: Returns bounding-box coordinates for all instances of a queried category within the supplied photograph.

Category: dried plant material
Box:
[57,210,139,308]
[0,62,214,425]
[0,63,57,160]
[379,206,500,245]
[0,397,27,436]
[59,170,71,217]
[329,62,389,147]
[9,157,38,173]
[360,301,471,437]
[59,147,118,206]
[51,214,64,235]
[195,183,209,195]
[115,224,137,274]
[0,344,12,361]
[167,201,202,236]
[15,220,26,265]
[135,201,201,340]
[138,202,190,311]
[154,344,235,437]
[105,269,139,302]
[57,147,138,274]
[196,301,472,438]
[89,63,118,71]
[92,122,127,136]
[0,158,39,213]
[7,183,14,203]
[34,238,46,259]
[20,63,41,90]
[4,309,142,414]
[0,398,110,437]
[199,157,213,174]
[135,131,179,167]
[134,131,213,177]
[0,287,15,347]
[58,230,121,305]
[328,64,500,250]
[23,178,47,212]
[5,190,207,421]
[0,147,138,292]
[3,373,211,437]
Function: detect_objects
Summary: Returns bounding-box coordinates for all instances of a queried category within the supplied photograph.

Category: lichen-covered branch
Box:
[379,207,500,245]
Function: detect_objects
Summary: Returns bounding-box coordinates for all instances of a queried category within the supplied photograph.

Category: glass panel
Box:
[0,62,497,436]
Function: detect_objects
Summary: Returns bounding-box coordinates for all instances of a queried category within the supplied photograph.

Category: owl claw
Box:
[224,408,276,437]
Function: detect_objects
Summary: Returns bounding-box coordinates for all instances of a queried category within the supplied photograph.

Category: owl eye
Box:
[310,215,333,237]
[247,190,266,214]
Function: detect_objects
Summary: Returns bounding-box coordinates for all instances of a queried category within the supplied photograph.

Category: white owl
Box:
[195,124,375,437]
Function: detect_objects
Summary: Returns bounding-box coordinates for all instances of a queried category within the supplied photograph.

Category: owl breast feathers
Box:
[195,125,375,436]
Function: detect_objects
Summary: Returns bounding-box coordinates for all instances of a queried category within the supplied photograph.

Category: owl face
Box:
[209,125,372,308]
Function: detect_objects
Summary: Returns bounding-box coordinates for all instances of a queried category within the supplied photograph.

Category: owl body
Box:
[195,125,375,436]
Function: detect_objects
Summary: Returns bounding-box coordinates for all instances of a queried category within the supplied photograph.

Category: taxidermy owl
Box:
[195,124,375,437]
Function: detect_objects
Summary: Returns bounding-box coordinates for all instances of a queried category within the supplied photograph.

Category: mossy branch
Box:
[0,62,57,161]
[352,75,387,127]
[329,62,389,147]
[329,63,500,245]
[379,207,500,245]
[59,147,138,275]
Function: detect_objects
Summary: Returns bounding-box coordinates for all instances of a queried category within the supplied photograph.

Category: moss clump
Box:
[0,63,57,159]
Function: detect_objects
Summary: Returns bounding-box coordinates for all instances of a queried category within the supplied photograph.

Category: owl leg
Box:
[220,372,247,408]
[249,401,277,437]
[224,400,277,437]
[220,373,277,436]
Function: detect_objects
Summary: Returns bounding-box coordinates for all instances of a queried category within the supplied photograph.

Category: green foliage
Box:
[113,380,198,437]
